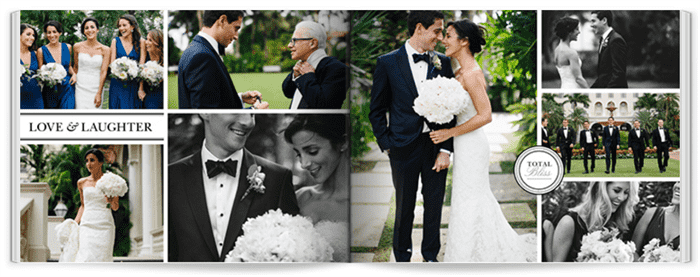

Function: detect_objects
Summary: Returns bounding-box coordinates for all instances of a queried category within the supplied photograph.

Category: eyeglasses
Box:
[290,37,313,46]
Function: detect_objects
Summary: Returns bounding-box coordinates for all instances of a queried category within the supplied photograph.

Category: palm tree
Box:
[568,107,588,132]
[564,93,591,110]
[635,110,655,132]
[634,93,658,112]
[656,93,680,122]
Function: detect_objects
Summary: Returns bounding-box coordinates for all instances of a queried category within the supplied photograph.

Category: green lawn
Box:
[168,72,292,109]
[562,157,680,177]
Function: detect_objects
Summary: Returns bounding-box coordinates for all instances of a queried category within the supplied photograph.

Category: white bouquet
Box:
[413,75,471,124]
[315,221,349,262]
[640,238,680,262]
[109,57,139,81]
[95,172,128,198]
[138,61,163,87]
[225,209,333,262]
[576,228,636,262]
[33,62,66,89]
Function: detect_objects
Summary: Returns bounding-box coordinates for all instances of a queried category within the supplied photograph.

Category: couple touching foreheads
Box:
[369,11,535,262]
[178,10,347,109]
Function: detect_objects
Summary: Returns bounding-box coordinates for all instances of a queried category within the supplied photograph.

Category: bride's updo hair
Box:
[284,114,347,149]
[446,19,486,54]
[554,17,579,40]
[84,148,105,163]
[81,17,100,37]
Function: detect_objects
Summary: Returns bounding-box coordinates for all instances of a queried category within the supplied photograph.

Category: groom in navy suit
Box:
[178,11,265,109]
[369,11,454,262]
[602,116,621,174]
[590,10,628,88]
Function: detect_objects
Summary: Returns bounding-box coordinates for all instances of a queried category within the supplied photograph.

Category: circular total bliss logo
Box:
[513,146,563,195]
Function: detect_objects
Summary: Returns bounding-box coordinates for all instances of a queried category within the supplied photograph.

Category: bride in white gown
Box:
[553,17,588,89]
[72,18,110,109]
[430,19,536,262]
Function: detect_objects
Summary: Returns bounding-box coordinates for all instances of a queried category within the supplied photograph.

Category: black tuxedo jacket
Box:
[282,56,347,109]
[556,127,575,147]
[541,127,551,148]
[602,125,621,148]
[178,35,243,109]
[591,30,628,88]
[369,45,455,153]
[651,128,672,148]
[168,148,299,262]
[628,128,649,149]
[578,129,598,149]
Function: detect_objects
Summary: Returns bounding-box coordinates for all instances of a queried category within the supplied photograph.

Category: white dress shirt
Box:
[290,48,328,109]
[659,128,666,142]
[635,129,641,139]
[563,128,568,138]
[200,140,243,256]
[585,130,593,143]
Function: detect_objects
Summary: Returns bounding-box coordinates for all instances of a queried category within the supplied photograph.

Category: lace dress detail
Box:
[443,78,536,262]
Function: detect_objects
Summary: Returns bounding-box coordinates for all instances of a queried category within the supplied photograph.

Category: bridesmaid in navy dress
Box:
[108,14,145,109]
[20,23,43,109]
[37,21,75,109]
[141,29,164,109]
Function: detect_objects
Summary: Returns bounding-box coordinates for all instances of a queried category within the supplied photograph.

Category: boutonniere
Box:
[241,165,266,201]
[430,51,442,70]
[602,37,610,49]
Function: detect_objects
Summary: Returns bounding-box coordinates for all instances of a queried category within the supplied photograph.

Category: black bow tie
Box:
[636,129,640,131]
[218,44,226,56]
[413,53,430,64]
[206,159,237,178]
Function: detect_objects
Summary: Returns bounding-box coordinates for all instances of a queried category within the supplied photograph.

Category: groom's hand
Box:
[432,152,450,172]
[241,90,263,104]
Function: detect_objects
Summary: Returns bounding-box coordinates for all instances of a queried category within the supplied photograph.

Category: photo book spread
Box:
[9,9,692,265]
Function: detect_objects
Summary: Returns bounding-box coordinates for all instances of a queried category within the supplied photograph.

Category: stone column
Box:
[20,183,52,262]
[127,145,143,256]
[140,145,155,256]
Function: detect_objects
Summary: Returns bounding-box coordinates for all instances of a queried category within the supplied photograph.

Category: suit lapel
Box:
[194,36,241,108]
[397,45,420,98]
[182,151,219,259]
[220,149,257,260]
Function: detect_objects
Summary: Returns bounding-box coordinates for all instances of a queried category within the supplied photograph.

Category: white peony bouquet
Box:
[109,57,139,82]
[138,61,163,87]
[413,75,471,124]
[640,238,680,262]
[95,172,128,198]
[315,221,349,262]
[576,228,636,262]
[224,209,334,262]
[33,62,66,89]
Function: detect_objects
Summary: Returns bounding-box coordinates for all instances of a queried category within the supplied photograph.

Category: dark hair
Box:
[81,17,100,36]
[43,20,63,34]
[554,17,579,40]
[147,29,164,65]
[583,120,589,124]
[608,116,615,121]
[20,23,38,51]
[446,19,486,54]
[542,117,548,123]
[592,10,614,27]
[202,10,245,27]
[284,114,347,147]
[85,148,105,163]
[118,14,141,55]
[407,11,444,37]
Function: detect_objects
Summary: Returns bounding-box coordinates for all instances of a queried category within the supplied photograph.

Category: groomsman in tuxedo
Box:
[168,114,299,261]
[579,121,598,174]
[369,11,454,262]
[556,119,575,174]
[178,11,267,109]
[628,119,650,174]
[590,10,628,88]
[541,118,551,148]
[651,119,672,173]
[282,21,347,109]
[602,117,620,174]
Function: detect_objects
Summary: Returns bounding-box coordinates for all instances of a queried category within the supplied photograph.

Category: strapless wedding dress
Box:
[443,87,536,262]
[75,53,103,109]
[556,57,584,89]
[74,186,115,262]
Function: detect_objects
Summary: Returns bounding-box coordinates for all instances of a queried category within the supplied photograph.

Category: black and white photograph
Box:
[167,10,350,109]
[18,144,163,262]
[541,10,680,89]
[541,92,680,177]
[167,113,349,262]
[542,181,680,262]
[350,10,537,262]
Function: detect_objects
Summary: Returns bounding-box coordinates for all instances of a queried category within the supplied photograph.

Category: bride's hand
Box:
[70,74,77,85]
[94,94,102,108]
[430,129,453,144]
